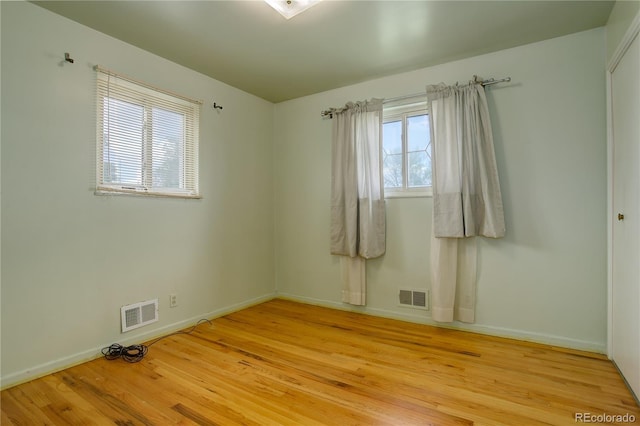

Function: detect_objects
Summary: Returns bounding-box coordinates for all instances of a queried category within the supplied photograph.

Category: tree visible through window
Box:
[382,104,431,196]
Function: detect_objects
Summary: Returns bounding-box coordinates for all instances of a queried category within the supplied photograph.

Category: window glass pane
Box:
[407,114,431,187]
[383,120,403,188]
[152,108,184,189]
[96,70,200,198]
[102,98,144,186]
[408,151,431,187]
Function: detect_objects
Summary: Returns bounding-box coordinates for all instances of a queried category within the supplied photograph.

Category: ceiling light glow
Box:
[264,0,322,19]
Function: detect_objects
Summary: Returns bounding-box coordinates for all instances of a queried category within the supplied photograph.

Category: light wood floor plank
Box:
[2,299,638,425]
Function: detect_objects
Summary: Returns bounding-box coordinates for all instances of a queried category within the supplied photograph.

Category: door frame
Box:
[607,10,640,357]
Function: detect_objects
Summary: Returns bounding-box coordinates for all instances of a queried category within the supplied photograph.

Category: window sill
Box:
[95,188,201,200]
[385,189,432,199]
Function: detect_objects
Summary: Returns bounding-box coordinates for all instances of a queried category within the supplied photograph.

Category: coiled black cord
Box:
[101,318,212,363]
[101,343,148,363]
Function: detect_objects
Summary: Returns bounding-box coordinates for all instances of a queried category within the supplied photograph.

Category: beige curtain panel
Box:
[330,99,386,305]
[427,82,505,322]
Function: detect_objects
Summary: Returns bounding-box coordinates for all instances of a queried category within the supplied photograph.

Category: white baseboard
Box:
[2,291,606,390]
[0,292,276,390]
[276,292,607,354]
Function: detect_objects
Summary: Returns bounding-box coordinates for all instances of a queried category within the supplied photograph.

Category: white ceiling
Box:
[33,1,614,103]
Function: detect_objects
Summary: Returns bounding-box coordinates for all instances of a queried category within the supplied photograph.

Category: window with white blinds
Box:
[96,68,200,198]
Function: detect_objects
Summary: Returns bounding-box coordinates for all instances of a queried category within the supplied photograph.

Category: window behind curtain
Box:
[382,100,432,197]
[96,70,200,198]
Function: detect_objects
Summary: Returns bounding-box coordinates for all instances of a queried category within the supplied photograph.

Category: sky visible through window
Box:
[383,113,431,190]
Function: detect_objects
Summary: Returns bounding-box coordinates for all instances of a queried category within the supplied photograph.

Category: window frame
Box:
[95,70,201,199]
[382,100,432,198]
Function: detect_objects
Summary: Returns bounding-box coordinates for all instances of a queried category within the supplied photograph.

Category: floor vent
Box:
[121,298,159,333]
[399,289,429,310]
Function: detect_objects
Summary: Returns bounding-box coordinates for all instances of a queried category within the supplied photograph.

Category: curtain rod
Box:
[321,75,511,118]
[479,76,511,86]
[94,65,204,105]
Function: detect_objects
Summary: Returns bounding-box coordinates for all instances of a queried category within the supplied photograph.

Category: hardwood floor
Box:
[2,299,639,425]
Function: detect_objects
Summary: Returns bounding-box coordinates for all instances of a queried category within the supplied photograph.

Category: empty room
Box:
[1,0,639,424]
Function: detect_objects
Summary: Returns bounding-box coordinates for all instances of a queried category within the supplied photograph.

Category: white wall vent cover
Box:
[121,298,159,333]
[399,289,429,310]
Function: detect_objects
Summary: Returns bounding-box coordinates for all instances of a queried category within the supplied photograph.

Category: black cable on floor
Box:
[101,343,148,363]
[101,318,212,363]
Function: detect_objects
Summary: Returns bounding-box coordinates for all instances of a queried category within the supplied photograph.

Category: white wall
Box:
[1,2,275,387]
[274,28,608,352]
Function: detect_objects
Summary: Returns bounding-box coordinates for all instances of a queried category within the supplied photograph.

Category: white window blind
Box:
[96,68,201,198]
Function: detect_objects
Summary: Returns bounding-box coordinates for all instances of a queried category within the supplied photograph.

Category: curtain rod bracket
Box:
[64,52,74,64]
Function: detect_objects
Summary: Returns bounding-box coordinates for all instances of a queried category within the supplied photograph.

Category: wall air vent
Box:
[399,289,429,310]
[121,298,159,333]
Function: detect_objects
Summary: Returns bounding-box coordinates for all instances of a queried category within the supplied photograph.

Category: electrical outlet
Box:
[169,294,178,308]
